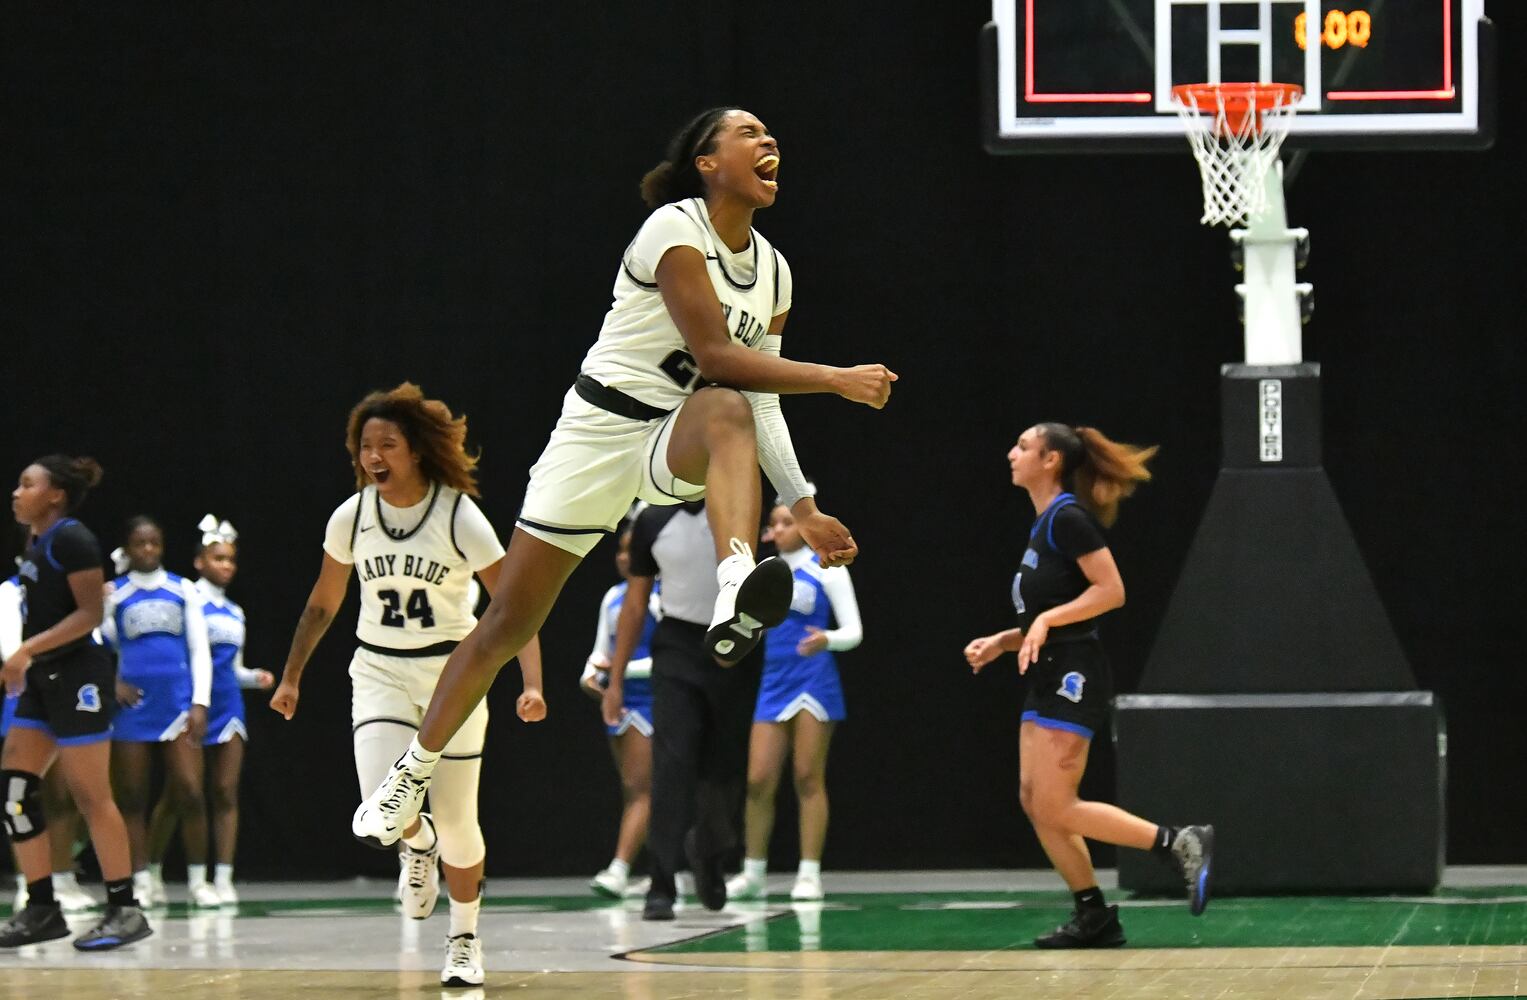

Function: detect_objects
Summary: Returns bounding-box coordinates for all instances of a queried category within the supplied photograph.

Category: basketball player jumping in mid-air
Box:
[271,383,542,989]
[963,424,1213,948]
[353,108,897,861]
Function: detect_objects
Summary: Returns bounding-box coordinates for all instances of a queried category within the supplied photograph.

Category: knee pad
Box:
[433,812,486,870]
[1,770,46,843]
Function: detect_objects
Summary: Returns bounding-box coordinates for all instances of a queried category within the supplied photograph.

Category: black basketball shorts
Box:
[12,643,117,745]
[1020,638,1113,739]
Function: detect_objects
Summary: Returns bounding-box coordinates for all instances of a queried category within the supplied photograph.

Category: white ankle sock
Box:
[449,893,482,937]
[797,860,821,879]
[607,858,630,879]
[743,857,767,879]
[187,863,207,887]
[148,862,163,880]
[214,864,234,887]
[403,737,441,778]
[403,814,438,852]
[54,870,80,890]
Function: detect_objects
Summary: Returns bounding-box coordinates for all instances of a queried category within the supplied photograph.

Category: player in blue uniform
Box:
[963,423,1213,949]
[581,524,663,898]
[103,516,212,907]
[728,491,862,902]
[1,455,149,950]
[144,515,273,906]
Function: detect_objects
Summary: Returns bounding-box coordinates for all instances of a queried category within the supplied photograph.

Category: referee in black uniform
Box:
[603,501,778,920]
[1,455,151,950]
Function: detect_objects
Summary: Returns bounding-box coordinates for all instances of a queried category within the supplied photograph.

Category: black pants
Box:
[647,617,762,891]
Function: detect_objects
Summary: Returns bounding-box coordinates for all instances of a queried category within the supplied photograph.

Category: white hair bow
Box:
[110,547,131,575]
[198,514,239,548]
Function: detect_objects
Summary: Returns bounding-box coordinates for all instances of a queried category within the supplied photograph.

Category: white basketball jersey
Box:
[580,198,789,412]
[349,484,480,649]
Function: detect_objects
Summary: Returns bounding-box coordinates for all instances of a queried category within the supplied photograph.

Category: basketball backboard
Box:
[981,0,1495,153]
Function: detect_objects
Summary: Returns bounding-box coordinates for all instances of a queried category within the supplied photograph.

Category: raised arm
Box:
[655,248,896,407]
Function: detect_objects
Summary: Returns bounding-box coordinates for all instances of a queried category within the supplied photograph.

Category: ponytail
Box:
[1036,424,1157,528]
[33,454,104,513]
[639,107,735,208]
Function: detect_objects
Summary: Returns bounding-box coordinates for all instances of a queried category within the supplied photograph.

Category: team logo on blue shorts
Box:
[76,684,102,713]
[1057,672,1086,704]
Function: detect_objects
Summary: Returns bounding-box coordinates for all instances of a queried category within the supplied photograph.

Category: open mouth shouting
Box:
[369,466,392,485]
[753,153,780,192]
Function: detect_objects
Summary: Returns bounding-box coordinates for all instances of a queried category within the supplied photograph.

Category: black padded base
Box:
[1114,693,1444,894]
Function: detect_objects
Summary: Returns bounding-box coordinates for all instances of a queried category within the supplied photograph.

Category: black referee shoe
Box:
[684,828,727,912]
[641,889,675,921]
[1034,905,1126,949]
[706,556,792,667]
[0,903,70,948]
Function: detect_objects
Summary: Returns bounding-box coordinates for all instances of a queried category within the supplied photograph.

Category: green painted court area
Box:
[651,888,1527,954]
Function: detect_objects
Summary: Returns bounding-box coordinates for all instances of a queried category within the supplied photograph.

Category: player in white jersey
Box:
[270,383,542,989]
[355,109,898,863]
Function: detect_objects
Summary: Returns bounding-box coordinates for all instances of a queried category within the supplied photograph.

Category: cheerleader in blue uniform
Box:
[144,516,273,906]
[727,489,862,902]
[581,524,663,898]
[102,516,212,907]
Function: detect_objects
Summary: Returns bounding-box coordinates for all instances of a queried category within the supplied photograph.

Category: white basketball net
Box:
[1173,86,1300,227]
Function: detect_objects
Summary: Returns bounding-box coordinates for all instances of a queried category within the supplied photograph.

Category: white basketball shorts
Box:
[348,647,488,757]
[517,386,705,557]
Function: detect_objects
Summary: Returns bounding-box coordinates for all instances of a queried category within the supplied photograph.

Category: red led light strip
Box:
[1327,0,1454,100]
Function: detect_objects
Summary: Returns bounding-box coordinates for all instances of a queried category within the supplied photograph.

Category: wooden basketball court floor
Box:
[0,868,1522,999]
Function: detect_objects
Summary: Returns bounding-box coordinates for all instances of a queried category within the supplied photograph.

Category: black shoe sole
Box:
[705,557,793,666]
[441,976,485,988]
[1033,931,1127,949]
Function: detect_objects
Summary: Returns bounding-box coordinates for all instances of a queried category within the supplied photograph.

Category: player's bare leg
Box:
[665,387,793,664]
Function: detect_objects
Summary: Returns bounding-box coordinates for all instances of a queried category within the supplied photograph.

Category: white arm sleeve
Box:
[744,334,814,510]
[322,494,361,565]
[452,496,506,572]
[99,585,119,647]
[182,580,213,707]
[0,582,21,660]
[626,205,707,283]
[820,565,863,652]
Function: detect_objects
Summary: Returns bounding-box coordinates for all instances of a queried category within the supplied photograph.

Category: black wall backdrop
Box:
[3,4,1522,878]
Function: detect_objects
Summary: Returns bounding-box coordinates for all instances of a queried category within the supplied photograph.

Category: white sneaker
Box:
[441,932,485,987]
[54,876,98,912]
[399,820,441,920]
[190,881,223,908]
[726,872,766,901]
[674,871,696,899]
[790,873,824,901]
[353,749,433,849]
[149,871,168,907]
[624,876,651,899]
[214,881,239,906]
[704,540,793,666]
[12,875,26,912]
[588,866,627,899]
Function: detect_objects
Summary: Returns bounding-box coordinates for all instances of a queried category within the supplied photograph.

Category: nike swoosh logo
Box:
[358,525,374,533]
